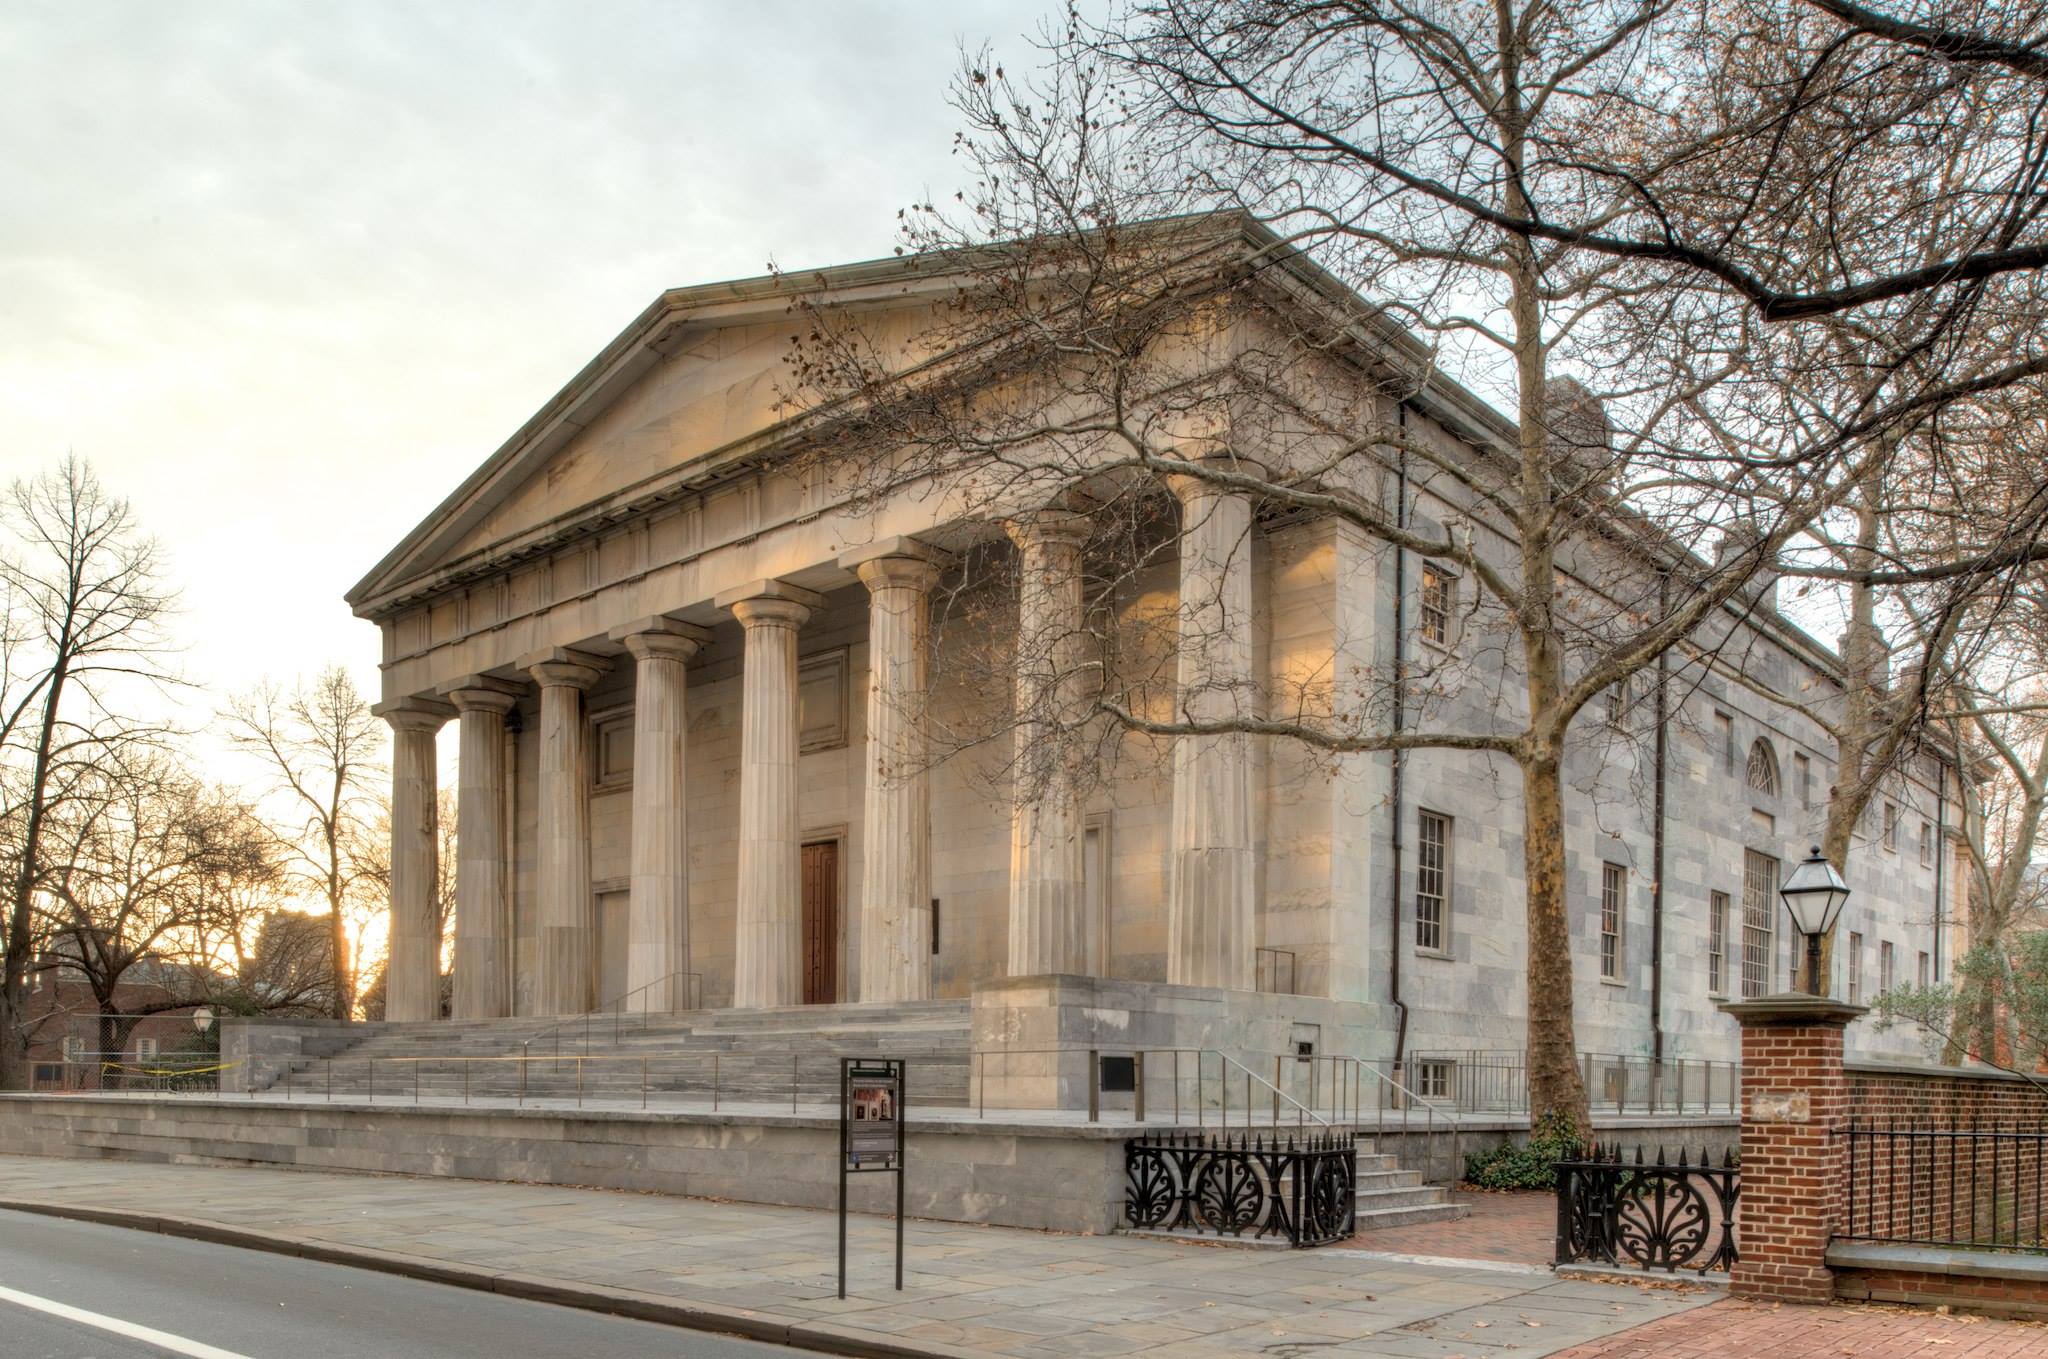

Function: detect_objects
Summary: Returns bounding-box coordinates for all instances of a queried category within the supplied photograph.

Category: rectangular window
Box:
[135,1037,158,1061]
[1741,849,1779,999]
[1882,802,1899,853]
[1880,940,1896,993]
[1418,566,1451,647]
[592,711,634,788]
[1600,863,1626,981]
[1414,1059,1452,1101]
[1715,712,1735,774]
[930,898,940,956]
[1918,952,1930,988]
[1848,931,1864,1004]
[1416,811,1451,953]
[1606,677,1630,725]
[1920,820,1933,869]
[1708,891,1729,996]
[1794,752,1812,806]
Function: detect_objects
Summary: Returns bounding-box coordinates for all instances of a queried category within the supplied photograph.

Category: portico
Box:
[368,497,1270,1018]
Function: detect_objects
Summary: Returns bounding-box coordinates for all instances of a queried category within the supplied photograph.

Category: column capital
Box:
[717,578,825,630]
[838,535,949,579]
[1004,509,1091,553]
[609,616,713,663]
[438,674,523,716]
[1164,453,1270,504]
[373,695,454,732]
[519,647,606,690]
[852,554,944,595]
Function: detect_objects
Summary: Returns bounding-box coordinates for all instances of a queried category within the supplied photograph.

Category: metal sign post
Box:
[838,1057,906,1298]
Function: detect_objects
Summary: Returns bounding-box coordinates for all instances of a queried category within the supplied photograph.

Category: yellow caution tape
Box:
[96,1059,244,1078]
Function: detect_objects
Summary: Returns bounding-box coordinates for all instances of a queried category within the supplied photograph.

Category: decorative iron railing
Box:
[1839,1121,2048,1253]
[1554,1144,1739,1274]
[1124,1131,1356,1247]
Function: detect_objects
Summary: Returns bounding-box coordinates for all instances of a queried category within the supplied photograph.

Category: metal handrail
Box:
[967,1045,1335,1132]
[519,971,704,1060]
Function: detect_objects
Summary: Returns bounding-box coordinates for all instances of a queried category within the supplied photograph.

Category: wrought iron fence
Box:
[1839,1122,2048,1253]
[1125,1130,1356,1247]
[32,1051,230,1093]
[1406,1049,1741,1116]
[1554,1144,1740,1274]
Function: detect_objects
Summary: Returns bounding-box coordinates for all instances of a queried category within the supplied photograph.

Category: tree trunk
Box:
[1523,750,1592,1127]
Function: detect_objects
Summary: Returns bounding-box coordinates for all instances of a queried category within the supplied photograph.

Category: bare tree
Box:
[779,0,2045,1122]
[35,755,276,1057]
[0,457,174,1090]
[223,667,386,1020]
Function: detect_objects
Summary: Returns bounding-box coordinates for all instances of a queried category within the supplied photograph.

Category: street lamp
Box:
[1779,846,1851,997]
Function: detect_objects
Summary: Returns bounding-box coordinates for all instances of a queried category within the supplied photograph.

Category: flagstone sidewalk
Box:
[0,1152,1710,1358]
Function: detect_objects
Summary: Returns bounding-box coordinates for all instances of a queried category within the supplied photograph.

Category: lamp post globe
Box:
[1779,846,1851,996]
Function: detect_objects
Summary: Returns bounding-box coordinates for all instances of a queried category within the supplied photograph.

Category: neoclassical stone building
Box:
[349,217,1953,1068]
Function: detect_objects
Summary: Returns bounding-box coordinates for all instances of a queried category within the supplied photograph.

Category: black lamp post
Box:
[1779,845,1851,997]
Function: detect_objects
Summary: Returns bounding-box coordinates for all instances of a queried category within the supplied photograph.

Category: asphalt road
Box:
[0,1208,809,1359]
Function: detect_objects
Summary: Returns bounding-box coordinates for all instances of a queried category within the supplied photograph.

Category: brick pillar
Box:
[1720,994,1866,1303]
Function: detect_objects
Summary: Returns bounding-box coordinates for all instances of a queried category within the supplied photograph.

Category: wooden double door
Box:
[801,840,840,1004]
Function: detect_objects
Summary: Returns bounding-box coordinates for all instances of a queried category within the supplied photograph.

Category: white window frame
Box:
[1415,810,1452,955]
[1848,931,1864,1004]
[1708,891,1729,997]
[1417,564,1454,649]
[1882,801,1899,853]
[1599,862,1626,983]
[1880,940,1896,993]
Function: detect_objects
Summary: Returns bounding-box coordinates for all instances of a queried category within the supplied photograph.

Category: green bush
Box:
[1463,1112,1584,1190]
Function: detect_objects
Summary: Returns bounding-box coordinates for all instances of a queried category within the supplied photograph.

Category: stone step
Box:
[1350,1200,1471,1231]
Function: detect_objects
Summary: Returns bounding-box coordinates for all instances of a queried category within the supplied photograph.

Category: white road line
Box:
[0,1281,257,1359]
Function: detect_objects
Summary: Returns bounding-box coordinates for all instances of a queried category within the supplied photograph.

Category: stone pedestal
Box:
[610,618,710,1014]
[1167,470,1258,990]
[718,580,825,1009]
[379,698,452,1023]
[1721,993,1866,1303]
[843,541,945,1003]
[1004,513,1090,976]
[444,679,521,1021]
[523,648,605,1016]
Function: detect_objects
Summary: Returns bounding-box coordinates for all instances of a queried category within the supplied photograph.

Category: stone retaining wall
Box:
[0,1095,1126,1233]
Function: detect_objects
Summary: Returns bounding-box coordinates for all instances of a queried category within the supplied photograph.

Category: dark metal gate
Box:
[1124,1131,1356,1247]
[1554,1144,1739,1274]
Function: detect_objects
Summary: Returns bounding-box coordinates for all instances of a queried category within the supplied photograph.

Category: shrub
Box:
[1463,1112,1583,1190]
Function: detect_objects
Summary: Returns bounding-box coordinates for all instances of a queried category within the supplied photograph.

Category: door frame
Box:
[800,826,848,1004]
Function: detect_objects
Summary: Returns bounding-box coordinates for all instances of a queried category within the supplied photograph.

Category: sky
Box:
[0,0,1049,777]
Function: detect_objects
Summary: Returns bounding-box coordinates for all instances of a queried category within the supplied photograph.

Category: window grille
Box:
[1745,739,1779,796]
[1741,849,1779,999]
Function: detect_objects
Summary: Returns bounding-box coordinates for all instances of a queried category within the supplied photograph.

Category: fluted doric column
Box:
[1005,512,1091,976]
[841,539,946,1003]
[522,647,605,1015]
[379,697,452,1023]
[1168,469,1258,989]
[716,580,825,1008]
[444,678,521,1020]
[609,617,710,1014]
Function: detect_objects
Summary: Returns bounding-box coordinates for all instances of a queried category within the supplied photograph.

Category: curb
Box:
[0,1196,983,1359]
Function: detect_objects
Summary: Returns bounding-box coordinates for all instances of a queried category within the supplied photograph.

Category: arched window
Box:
[1746,738,1779,797]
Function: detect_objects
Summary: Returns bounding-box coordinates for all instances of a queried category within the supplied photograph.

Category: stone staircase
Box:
[259,999,976,1107]
[1349,1149,1468,1229]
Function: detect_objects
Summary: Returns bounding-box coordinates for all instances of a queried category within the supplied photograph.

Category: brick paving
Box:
[1551,1297,2047,1357]
[0,1153,1710,1358]
[1350,1190,1556,1265]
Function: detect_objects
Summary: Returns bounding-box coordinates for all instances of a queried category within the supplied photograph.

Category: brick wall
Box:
[1841,1062,2048,1252]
